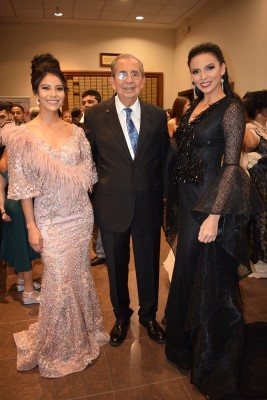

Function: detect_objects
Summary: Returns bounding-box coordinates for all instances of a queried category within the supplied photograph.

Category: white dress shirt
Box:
[115,96,141,159]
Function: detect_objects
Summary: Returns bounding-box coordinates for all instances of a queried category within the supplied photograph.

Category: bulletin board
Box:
[62,71,163,111]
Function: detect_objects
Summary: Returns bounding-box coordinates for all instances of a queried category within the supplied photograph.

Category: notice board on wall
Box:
[62,71,163,110]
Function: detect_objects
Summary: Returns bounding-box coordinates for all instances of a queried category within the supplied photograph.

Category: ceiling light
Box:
[54,7,63,17]
[136,16,144,20]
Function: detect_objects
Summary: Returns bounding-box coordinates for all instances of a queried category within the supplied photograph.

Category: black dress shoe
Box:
[110,319,130,347]
[140,319,166,344]
[91,256,106,267]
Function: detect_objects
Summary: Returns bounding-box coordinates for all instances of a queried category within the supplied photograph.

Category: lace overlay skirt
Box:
[14,207,109,378]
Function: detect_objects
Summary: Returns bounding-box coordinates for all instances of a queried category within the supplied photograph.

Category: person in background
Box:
[71,107,85,130]
[0,103,12,244]
[0,103,12,128]
[80,89,102,123]
[61,110,72,123]
[167,96,190,137]
[242,90,267,278]
[162,96,191,288]
[11,104,25,125]
[1,53,109,378]
[163,42,263,399]
[85,53,168,347]
[80,89,106,267]
[0,148,41,304]
[29,107,40,120]
[165,108,172,121]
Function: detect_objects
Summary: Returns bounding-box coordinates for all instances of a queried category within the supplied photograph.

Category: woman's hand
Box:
[198,214,220,243]
[27,224,43,253]
[1,211,12,222]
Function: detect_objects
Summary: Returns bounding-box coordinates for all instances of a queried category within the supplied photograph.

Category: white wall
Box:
[0,23,175,108]
[174,0,267,98]
[0,0,266,109]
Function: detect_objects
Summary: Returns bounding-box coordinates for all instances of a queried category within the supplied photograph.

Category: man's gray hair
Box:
[110,54,145,77]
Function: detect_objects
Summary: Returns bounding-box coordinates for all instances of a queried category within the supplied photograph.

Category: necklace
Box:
[252,120,267,133]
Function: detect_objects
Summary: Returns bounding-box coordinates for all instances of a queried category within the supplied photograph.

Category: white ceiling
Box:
[0,0,210,29]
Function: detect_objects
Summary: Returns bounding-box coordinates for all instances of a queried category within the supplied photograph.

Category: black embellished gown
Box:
[164,97,265,400]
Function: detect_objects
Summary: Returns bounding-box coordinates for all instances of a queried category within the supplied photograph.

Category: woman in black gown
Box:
[164,43,264,399]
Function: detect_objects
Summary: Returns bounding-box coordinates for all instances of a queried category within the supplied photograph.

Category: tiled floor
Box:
[0,233,266,400]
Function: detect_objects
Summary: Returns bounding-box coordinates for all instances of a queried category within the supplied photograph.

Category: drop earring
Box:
[221,78,224,92]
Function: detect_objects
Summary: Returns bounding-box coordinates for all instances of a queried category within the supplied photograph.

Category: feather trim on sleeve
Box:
[4,123,97,204]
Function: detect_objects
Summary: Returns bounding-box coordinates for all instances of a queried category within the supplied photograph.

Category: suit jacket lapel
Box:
[134,99,150,160]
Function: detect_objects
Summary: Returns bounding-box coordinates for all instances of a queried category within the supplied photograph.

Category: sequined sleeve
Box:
[1,123,42,200]
[193,101,263,217]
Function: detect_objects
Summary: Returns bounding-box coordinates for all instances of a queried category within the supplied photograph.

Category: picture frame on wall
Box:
[100,53,120,67]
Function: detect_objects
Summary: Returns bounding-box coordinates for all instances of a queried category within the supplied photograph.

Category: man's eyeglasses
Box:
[116,71,142,81]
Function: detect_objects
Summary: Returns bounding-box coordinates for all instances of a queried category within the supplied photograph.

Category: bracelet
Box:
[1,211,6,215]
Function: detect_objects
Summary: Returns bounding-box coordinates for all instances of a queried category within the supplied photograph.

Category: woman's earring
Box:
[192,82,197,98]
[221,78,224,92]
[36,98,40,106]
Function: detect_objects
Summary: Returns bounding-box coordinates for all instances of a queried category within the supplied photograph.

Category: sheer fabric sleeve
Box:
[1,123,42,200]
[192,101,264,271]
[193,101,264,218]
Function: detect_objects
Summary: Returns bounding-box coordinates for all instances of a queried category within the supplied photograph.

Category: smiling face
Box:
[110,57,145,107]
[189,52,225,97]
[37,73,65,112]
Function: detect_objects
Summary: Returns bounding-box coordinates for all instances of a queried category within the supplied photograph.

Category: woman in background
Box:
[167,96,190,137]
[0,149,40,304]
[61,110,72,123]
[243,90,267,278]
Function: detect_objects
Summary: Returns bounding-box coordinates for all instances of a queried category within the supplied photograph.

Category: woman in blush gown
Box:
[1,53,109,378]
[163,43,264,399]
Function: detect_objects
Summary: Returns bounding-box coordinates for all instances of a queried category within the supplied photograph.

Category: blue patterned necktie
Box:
[124,108,139,155]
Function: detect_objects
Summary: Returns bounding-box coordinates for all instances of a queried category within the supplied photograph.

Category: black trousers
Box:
[100,225,161,322]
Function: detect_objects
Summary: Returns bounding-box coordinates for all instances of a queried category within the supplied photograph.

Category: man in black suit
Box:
[85,54,168,346]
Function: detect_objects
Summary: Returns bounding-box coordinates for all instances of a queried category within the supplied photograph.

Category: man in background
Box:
[11,104,25,125]
[80,89,102,123]
[0,102,12,128]
[80,89,106,267]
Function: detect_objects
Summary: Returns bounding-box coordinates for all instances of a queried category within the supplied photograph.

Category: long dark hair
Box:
[31,53,68,94]
[188,42,234,99]
[170,96,189,124]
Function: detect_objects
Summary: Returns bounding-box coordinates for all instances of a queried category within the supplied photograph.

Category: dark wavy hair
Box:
[242,90,267,120]
[31,53,68,94]
[188,42,234,99]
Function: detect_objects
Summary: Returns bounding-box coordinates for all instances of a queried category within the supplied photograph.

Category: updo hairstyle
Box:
[31,53,68,94]
[187,42,234,99]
